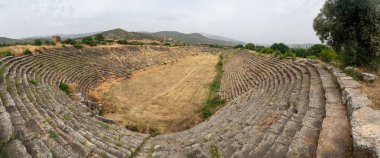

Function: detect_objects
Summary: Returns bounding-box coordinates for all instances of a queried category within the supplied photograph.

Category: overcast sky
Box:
[0,0,325,44]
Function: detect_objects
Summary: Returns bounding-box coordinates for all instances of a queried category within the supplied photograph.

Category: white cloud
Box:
[0,0,325,44]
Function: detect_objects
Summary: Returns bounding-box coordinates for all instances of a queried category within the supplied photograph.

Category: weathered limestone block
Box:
[0,106,13,144]
[342,88,367,105]
[351,106,380,157]
[362,73,377,82]
[2,140,32,158]
[337,77,361,89]
[347,96,372,117]
[95,115,116,124]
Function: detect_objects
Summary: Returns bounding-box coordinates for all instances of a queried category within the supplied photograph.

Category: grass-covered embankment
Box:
[200,54,225,119]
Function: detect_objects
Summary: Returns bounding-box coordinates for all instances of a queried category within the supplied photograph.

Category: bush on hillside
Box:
[73,44,83,49]
[245,43,256,50]
[259,48,275,54]
[233,44,244,49]
[292,48,309,57]
[32,39,42,46]
[308,44,329,57]
[63,39,77,45]
[319,49,337,63]
[271,43,289,54]
[94,34,105,41]
[117,39,129,45]
[23,49,32,55]
[0,50,12,58]
[82,36,96,46]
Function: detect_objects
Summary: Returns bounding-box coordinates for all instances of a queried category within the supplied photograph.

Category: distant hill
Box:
[0,37,20,44]
[199,33,245,45]
[151,31,240,46]
[98,28,160,41]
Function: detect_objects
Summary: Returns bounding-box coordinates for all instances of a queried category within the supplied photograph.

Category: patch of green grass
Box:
[63,113,71,121]
[49,130,58,139]
[29,80,37,85]
[200,55,225,119]
[344,69,363,81]
[96,121,109,129]
[23,49,32,55]
[210,144,221,158]
[73,44,83,49]
[59,82,70,95]
[6,83,10,92]
[0,68,4,78]
[0,50,12,58]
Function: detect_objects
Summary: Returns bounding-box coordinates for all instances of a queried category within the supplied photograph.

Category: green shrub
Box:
[200,55,225,119]
[308,44,330,57]
[59,82,70,94]
[210,145,221,158]
[271,43,289,54]
[0,50,12,58]
[82,36,96,46]
[29,80,37,85]
[32,39,42,46]
[63,113,71,121]
[129,41,144,45]
[292,48,309,57]
[63,39,77,45]
[343,68,363,81]
[233,44,244,49]
[96,121,109,129]
[73,44,83,49]
[245,43,256,50]
[280,52,296,60]
[117,40,129,45]
[94,34,105,41]
[44,40,51,45]
[260,48,275,54]
[164,43,171,46]
[320,49,337,63]
[49,130,58,139]
[23,49,32,55]
[307,55,318,60]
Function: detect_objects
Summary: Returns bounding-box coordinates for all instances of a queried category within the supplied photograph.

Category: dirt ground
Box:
[90,54,218,133]
[360,71,380,109]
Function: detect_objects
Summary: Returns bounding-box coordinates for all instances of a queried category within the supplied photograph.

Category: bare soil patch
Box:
[361,78,380,109]
[90,54,218,133]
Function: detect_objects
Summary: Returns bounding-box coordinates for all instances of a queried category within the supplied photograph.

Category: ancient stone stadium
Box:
[0,45,379,158]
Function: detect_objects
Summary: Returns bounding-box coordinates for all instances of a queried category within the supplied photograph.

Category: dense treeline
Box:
[314,0,380,69]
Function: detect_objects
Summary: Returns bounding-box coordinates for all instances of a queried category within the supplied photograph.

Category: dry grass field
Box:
[90,54,218,133]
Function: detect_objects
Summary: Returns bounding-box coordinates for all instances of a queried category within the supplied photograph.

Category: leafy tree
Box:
[320,49,337,63]
[245,43,256,50]
[233,44,244,49]
[82,36,96,46]
[314,0,380,69]
[95,34,105,41]
[23,49,32,55]
[63,39,77,45]
[32,39,42,46]
[117,39,129,45]
[308,44,330,57]
[44,40,51,45]
[292,48,309,57]
[270,43,289,54]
